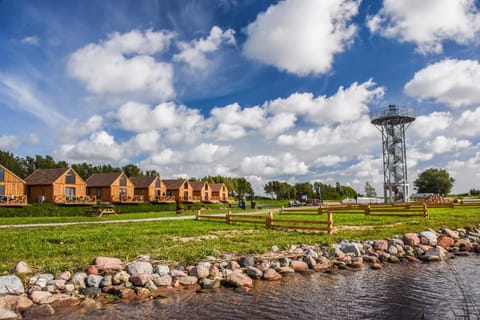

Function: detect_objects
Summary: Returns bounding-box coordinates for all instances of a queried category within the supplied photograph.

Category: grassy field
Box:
[0,205,478,274]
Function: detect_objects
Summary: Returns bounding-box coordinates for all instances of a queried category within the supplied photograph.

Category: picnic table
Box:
[87,204,118,217]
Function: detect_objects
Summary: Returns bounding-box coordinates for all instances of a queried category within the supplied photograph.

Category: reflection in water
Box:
[37,256,480,320]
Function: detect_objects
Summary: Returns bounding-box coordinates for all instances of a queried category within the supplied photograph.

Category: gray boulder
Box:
[239,256,255,268]
[86,275,104,288]
[72,272,88,289]
[246,267,263,280]
[342,243,363,256]
[419,231,438,246]
[154,265,170,276]
[0,275,24,295]
[126,261,153,275]
[189,265,209,279]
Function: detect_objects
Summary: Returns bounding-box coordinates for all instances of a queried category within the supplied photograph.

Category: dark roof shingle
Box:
[163,179,188,190]
[86,172,123,187]
[25,168,70,185]
[130,176,158,188]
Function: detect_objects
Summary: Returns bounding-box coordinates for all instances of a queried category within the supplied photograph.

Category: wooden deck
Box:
[0,195,27,207]
[54,195,97,205]
[111,195,144,204]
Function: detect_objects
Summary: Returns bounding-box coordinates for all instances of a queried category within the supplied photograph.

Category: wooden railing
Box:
[153,196,176,203]
[111,195,144,203]
[54,195,97,205]
[196,211,333,234]
[0,195,27,206]
[316,203,428,218]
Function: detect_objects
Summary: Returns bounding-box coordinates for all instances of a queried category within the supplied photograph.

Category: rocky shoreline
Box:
[1,225,480,319]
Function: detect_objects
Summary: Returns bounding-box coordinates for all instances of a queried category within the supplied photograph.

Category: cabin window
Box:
[65,187,76,196]
[205,184,208,190]
[166,191,172,197]
[96,188,102,198]
[119,176,127,186]
[0,168,4,181]
[155,178,161,188]
[65,172,75,184]
[120,188,127,200]
[184,182,188,189]
[0,185,4,196]
[204,191,208,200]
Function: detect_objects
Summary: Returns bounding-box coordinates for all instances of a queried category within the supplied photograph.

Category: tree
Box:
[414,168,455,196]
[364,182,376,197]
[294,182,314,201]
[122,164,143,177]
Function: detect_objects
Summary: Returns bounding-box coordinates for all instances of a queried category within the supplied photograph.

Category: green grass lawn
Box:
[0,205,478,274]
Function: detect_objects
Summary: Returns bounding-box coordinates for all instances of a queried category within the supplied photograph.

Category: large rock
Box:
[419,247,448,262]
[437,236,455,249]
[0,295,33,313]
[239,256,255,268]
[0,308,19,320]
[342,243,363,256]
[72,272,88,289]
[126,261,153,275]
[419,231,438,246]
[189,265,209,279]
[441,228,459,240]
[130,274,152,287]
[263,269,282,281]
[94,257,124,271]
[24,304,55,318]
[246,267,263,280]
[291,261,309,272]
[373,240,388,251]
[154,265,170,276]
[86,275,103,288]
[103,286,135,299]
[228,270,253,288]
[47,294,81,308]
[177,276,198,286]
[455,239,473,251]
[13,262,31,274]
[112,271,130,285]
[303,255,317,269]
[152,275,173,287]
[199,278,221,289]
[403,233,420,246]
[0,276,24,295]
[30,291,52,304]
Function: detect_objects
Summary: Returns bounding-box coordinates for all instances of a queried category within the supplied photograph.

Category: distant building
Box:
[0,164,27,206]
[86,172,142,203]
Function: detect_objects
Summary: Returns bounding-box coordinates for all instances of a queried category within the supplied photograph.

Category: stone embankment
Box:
[1,226,480,319]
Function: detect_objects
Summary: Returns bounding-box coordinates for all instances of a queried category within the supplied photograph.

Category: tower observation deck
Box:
[370,105,415,203]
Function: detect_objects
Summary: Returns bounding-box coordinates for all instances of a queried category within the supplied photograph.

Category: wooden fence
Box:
[196,211,333,234]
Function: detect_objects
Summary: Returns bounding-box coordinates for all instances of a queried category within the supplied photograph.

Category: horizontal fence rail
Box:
[196,211,333,234]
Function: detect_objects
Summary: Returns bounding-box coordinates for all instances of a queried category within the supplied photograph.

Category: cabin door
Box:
[184,191,188,201]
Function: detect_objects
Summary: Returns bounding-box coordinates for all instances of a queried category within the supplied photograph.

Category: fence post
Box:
[423,203,428,218]
[196,210,201,220]
[280,206,284,215]
[365,204,371,215]
[226,211,232,224]
[327,212,333,234]
[266,211,273,228]
[318,206,323,215]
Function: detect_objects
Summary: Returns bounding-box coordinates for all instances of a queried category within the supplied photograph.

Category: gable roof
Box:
[25,168,70,185]
[0,164,26,183]
[163,179,188,190]
[130,176,159,188]
[210,183,226,192]
[190,181,207,191]
[86,172,124,187]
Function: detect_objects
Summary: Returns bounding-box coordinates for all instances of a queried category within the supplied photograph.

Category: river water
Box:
[41,255,480,320]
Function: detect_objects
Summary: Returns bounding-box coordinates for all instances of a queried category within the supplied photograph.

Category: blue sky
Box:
[1,0,480,195]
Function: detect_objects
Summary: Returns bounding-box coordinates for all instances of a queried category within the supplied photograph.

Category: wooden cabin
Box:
[163,179,194,202]
[131,176,174,203]
[191,181,212,202]
[210,183,230,202]
[25,168,94,205]
[0,164,27,206]
[86,172,142,204]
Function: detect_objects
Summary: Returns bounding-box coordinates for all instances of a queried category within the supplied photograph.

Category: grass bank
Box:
[0,206,478,274]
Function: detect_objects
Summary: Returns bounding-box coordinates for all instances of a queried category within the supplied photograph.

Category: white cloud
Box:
[345,155,383,179]
[265,79,384,124]
[240,153,308,176]
[411,112,452,137]
[368,0,480,54]
[455,107,480,136]
[0,75,66,126]
[407,147,434,168]
[174,26,235,69]
[0,135,20,150]
[243,0,360,76]
[405,59,480,107]
[263,112,297,138]
[57,131,124,162]
[425,136,471,154]
[68,29,175,101]
[20,36,40,46]
[210,103,265,139]
[60,115,104,142]
[123,131,161,154]
[143,148,180,166]
[189,143,231,163]
[314,155,348,167]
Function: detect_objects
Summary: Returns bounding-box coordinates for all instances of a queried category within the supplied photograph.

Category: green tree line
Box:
[264,180,357,201]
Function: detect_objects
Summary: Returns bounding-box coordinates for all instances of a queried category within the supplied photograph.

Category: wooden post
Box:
[280,206,284,215]
[196,210,201,220]
[226,211,232,224]
[327,212,333,234]
[318,206,323,215]
[365,204,371,215]
[423,203,428,218]
[266,211,273,228]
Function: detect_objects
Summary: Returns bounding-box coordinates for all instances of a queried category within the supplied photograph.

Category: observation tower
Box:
[370,105,415,203]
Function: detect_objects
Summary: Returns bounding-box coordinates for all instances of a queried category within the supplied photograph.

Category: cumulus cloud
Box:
[243,0,360,76]
[174,26,235,69]
[265,79,384,124]
[424,136,471,154]
[189,143,231,163]
[454,107,480,136]
[411,112,452,137]
[0,135,21,150]
[58,131,124,163]
[68,29,175,101]
[345,155,383,179]
[368,0,480,54]
[405,59,480,107]
[314,155,348,167]
[210,103,265,139]
[240,153,308,176]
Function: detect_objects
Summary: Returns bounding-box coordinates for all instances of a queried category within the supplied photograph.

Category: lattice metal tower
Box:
[370,105,415,203]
